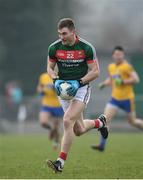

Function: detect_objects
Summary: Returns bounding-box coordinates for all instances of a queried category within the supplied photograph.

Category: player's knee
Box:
[39,119,51,129]
[63,114,75,129]
[39,118,47,126]
[63,118,72,129]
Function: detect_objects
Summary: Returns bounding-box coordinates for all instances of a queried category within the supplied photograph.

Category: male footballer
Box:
[91,46,143,151]
[47,18,108,173]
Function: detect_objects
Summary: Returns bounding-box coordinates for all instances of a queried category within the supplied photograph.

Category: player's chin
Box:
[62,41,67,45]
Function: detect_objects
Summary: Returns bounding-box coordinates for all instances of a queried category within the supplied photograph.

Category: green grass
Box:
[0,132,143,179]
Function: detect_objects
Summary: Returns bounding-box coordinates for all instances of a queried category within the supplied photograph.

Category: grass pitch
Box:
[0,132,143,179]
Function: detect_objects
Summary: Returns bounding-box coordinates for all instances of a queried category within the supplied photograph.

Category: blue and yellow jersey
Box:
[108,61,135,100]
[38,73,61,107]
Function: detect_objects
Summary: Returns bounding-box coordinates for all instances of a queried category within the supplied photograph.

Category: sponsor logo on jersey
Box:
[56,50,85,60]
[58,59,84,63]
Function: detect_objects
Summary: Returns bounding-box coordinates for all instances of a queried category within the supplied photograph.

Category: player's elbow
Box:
[135,79,140,84]
[136,76,140,83]
[132,72,140,84]
[134,76,140,84]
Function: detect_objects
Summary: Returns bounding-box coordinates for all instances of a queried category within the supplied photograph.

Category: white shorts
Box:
[59,84,91,112]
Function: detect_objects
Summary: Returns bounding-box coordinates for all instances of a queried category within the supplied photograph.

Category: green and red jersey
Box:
[48,36,98,80]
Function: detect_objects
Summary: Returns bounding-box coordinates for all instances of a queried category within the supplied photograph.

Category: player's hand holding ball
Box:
[53,79,83,99]
[53,79,65,96]
[66,80,81,96]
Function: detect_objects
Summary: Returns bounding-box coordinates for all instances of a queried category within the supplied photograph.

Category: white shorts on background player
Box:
[59,84,91,112]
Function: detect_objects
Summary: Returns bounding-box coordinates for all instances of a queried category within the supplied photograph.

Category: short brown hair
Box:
[58,18,75,30]
[112,46,124,54]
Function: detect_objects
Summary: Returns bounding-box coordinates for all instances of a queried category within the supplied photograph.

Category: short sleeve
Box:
[85,45,97,64]
[48,45,57,62]
[126,64,134,73]
[39,74,44,86]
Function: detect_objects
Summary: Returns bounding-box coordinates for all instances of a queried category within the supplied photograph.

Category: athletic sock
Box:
[99,135,106,149]
[57,152,67,166]
[94,119,103,128]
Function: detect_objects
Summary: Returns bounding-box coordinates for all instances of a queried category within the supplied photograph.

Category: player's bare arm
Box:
[123,71,140,85]
[37,84,43,93]
[47,60,57,79]
[81,60,100,84]
[98,76,112,90]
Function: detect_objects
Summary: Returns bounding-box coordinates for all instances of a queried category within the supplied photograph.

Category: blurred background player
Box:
[91,46,143,151]
[37,72,64,150]
[5,81,27,122]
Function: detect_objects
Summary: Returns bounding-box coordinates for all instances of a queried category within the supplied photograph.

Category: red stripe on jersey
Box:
[87,59,100,73]
[87,59,96,64]
[56,50,85,60]
[49,58,57,62]
[56,50,67,59]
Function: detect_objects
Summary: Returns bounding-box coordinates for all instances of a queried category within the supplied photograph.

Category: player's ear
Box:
[71,29,76,35]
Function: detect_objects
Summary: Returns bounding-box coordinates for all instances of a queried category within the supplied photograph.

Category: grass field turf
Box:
[0,132,143,179]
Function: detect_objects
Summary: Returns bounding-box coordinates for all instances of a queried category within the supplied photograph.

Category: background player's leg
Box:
[39,111,52,129]
[92,103,118,151]
[52,118,62,150]
[127,111,143,129]
[39,111,57,143]
[104,104,118,128]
